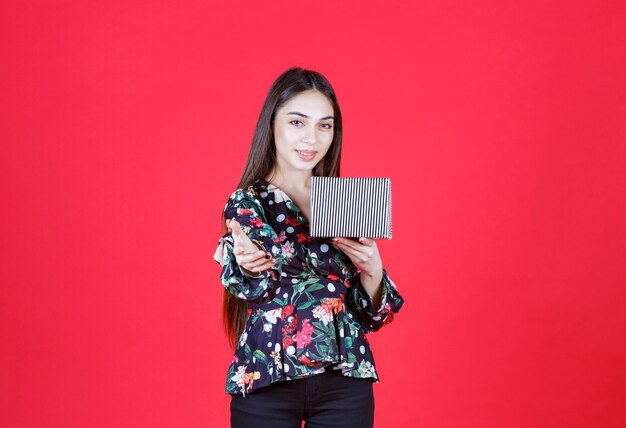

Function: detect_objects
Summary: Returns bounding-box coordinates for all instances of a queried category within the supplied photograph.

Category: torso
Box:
[263,177,311,223]
[220,178,402,396]
[288,191,311,224]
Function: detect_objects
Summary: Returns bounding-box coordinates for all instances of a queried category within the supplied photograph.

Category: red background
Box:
[1,1,625,427]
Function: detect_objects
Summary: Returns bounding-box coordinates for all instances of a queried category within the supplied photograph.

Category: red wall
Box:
[1,1,625,427]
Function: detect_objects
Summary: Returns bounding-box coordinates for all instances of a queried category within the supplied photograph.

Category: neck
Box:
[265,168,312,192]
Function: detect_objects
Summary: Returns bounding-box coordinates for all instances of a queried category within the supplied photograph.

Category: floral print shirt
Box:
[213,178,405,396]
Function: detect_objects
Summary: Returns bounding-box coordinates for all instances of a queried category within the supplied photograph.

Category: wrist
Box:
[360,266,383,279]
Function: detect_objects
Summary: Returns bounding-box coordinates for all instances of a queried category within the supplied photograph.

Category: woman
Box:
[213,67,405,428]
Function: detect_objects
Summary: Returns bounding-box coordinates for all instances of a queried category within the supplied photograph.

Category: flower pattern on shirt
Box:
[213,178,405,396]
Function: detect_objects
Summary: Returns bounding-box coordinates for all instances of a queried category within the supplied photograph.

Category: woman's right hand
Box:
[228,218,276,274]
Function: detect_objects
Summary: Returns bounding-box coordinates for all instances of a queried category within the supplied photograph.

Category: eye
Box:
[321,123,333,129]
[289,120,303,126]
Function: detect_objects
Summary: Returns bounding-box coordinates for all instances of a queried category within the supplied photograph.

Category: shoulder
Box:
[223,181,267,213]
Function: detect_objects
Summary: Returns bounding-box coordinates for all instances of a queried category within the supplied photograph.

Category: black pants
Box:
[230,366,375,428]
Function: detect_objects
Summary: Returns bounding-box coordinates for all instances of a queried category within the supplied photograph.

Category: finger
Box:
[242,253,275,269]
[358,237,375,246]
[242,258,276,272]
[231,220,245,242]
[230,219,260,251]
[236,249,271,264]
[332,237,365,252]
[233,239,258,254]
[234,247,263,260]
[233,244,258,256]
[230,226,241,240]
[332,240,368,261]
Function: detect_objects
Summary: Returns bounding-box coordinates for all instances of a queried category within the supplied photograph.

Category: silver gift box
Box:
[310,176,393,239]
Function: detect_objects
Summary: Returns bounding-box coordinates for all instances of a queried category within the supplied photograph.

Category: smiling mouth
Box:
[295,150,317,160]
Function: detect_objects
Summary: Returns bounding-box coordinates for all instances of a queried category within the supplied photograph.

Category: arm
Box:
[213,188,285,304]
[345,264,405,334]
[359,269,384,311]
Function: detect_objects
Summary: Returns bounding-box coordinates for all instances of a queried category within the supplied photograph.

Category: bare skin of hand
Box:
[227,218,275,274]
[331,237,384,310]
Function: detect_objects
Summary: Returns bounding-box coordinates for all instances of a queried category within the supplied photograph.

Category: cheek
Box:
[321,137,334,153]
[273,128,294,152]
[274,125,299,145]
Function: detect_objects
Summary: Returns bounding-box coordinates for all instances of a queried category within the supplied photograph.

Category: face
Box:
[271,89,335,176]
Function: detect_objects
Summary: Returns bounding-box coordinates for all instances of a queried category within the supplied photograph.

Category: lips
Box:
[295,149,317,160]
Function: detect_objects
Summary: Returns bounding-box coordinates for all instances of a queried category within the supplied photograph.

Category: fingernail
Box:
[264,253,271,259]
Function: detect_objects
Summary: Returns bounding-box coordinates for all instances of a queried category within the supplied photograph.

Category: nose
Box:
[303,124,317,145]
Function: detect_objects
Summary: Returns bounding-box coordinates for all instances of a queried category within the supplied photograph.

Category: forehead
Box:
[277,90,334,117]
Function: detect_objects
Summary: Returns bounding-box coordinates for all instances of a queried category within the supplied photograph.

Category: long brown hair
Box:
[221,66,344,349]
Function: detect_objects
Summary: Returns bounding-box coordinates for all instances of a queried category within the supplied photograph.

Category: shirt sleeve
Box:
[213,188,286,304]
[345,265,405,334]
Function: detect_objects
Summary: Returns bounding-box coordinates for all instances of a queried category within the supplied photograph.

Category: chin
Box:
[293,164,317,172]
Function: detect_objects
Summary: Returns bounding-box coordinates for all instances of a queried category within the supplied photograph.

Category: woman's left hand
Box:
[331,237,383,276]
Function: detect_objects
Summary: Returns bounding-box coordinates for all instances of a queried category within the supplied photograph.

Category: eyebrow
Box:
[286,111,334,121]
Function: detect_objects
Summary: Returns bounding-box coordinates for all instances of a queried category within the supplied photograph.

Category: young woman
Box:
[213,67,405,428]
